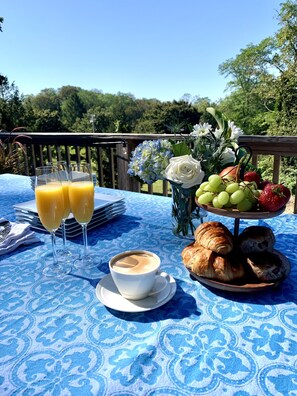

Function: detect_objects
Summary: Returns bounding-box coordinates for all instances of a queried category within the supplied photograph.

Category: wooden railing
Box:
[1,132,297,213]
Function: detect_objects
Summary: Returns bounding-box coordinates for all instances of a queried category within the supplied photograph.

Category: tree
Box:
[61,91,86,130]
[0,75,26,130]
[31,109,64,132]
[0,17,3,32]
[218,0,297,135]
[134,100,201,134]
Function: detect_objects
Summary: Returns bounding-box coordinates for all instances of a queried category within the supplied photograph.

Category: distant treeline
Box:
[0,1,296,136]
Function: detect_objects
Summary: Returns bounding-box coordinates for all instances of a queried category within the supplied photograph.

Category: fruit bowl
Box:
[195,198,286,220]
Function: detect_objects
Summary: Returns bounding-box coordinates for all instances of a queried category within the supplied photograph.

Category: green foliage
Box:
[0,135,26,174]
[134,100,201,134]
[217,1,297,136]
[0,75,25,130]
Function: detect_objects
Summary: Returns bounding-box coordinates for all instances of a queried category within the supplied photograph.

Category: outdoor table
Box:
[1,173,297,396]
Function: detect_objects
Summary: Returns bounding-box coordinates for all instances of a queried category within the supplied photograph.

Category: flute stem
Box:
[81,224,88,258]
[51,231,58,266]
[61,219,67,248]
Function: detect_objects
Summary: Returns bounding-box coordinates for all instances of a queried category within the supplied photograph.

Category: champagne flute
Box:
[51,161,72,258]
[68,162,97,268]
[35,166,72,277]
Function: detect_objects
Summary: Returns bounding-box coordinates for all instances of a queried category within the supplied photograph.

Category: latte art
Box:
[112,253,159,274]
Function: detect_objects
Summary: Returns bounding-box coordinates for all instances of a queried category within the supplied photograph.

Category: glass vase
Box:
[170,181,207,238]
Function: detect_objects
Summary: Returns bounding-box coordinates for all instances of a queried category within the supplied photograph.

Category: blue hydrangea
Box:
[128,140,174,184]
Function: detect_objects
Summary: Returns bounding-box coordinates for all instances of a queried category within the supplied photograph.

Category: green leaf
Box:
[172,141,191,157]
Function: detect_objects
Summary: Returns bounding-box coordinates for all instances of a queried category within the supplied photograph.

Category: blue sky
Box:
[1,0,282,102]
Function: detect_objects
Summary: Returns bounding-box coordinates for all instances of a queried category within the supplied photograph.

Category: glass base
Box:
[56,247,73,258]
[43,262,72,278]
[73,254,99,269]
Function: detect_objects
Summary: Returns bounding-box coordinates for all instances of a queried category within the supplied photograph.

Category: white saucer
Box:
[96,272,176,313]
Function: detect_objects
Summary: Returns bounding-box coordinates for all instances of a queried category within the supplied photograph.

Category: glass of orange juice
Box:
[35,166,72,277]
[68,162,96,268]
[54,161,72,258]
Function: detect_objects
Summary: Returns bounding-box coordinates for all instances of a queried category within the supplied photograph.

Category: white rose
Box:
[220,147,236,165]
[164,155,205,188]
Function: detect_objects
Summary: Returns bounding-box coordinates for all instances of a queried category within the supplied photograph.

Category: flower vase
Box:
[170,182,207,238]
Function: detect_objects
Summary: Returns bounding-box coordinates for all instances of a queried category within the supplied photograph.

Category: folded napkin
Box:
[0,218,40,256]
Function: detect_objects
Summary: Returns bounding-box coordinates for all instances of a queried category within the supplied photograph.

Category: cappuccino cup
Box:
[109,250,162,300]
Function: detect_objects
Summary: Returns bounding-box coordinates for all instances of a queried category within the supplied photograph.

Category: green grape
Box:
[212,196,223,208]
[203,183,218,192]
[223,175,236,182]
[254,190,261,198]
[245,189,258,203]
[226,182,240,194]
[239,181,249,189]
[242,186,251,197]
[195,188,204,198]
[200,181,209,190]
[237,199,253,212]
[198,192,214,205]
[230,189,245,205]
[208,174,222,189]
[217,191,230,206]
[218,184,226,192]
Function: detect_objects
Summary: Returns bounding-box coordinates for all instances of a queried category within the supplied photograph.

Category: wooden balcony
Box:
[1,132,297,213]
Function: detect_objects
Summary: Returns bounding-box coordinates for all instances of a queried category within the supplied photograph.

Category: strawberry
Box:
[243,171,261,186]
[258,183,291,212]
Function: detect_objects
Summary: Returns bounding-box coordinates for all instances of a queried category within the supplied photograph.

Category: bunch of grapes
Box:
[196,174,260,212]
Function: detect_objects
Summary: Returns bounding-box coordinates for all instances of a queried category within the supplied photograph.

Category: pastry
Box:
[246,250,290,282]
[182,243,244,282]
[194,221,234,255]
[237,226,275,254]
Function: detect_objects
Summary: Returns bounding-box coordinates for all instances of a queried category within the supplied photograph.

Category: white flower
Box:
[190,123,212,137]
[220,147,236,165]
[228,121,243,141]
[213,128,223,139]
[164,155,205,188]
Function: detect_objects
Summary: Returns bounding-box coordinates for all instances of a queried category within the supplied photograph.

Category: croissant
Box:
[182,243,245,282]
[194,221,233,255]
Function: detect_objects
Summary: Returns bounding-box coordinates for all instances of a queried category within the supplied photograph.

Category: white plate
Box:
[14,192,125,214]
[96,272,176,313]
[14,193,126,238]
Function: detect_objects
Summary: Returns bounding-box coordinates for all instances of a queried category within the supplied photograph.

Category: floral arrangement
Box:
[128,107,244,237]
[128,107,244,187]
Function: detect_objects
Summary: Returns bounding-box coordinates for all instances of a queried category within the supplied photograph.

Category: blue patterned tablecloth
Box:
[1,174,297,396]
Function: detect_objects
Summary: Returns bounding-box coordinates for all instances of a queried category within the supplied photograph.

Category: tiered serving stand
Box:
[187,201,290,292]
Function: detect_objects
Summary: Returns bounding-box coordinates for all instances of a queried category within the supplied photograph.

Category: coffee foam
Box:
[112,253,158,274]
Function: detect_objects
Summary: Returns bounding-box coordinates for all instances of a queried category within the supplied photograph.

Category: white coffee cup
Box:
[109,250,163,300]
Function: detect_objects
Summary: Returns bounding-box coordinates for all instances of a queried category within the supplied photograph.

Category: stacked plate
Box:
[13,193,126,238]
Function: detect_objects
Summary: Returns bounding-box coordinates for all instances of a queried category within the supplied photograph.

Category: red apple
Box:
[219,166,238,179]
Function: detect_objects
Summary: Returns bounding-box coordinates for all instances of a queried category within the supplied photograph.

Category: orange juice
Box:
[61,181,71,219]
[35,184,64,232]
[68,181,94,224]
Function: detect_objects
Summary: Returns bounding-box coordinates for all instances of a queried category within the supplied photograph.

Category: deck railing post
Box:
[116,141,140,192]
